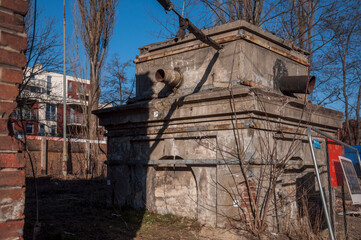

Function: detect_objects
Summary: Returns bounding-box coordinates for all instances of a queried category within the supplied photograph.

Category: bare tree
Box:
[152,0,286,40]
[100,54,133,106]
[278,0,317,53]
[22,1,61,86]
[356,80,361,145]
[19,0,62,102]
[150,0,204,39]
[73,0,118,177]
[275,0,340,59]
[74,0,119,140]
[13,0,62,141]
[316,1,361,144]
[200,0,265,26]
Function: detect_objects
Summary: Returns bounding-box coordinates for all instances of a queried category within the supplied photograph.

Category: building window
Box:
[78,84,86,94]
[26,123,33,135]
[68,81,72,92]
[47,76,52,95]
[12,109,20,119]
[69,107,74,123]
[38,124,45,136]
[46,104,56,121]
[51,125,56,136]
[22,106,37,121]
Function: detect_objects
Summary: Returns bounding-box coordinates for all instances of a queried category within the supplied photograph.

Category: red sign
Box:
[327,139,344,187]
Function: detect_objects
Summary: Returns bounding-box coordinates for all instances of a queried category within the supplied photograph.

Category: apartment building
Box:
[12,68,91,138]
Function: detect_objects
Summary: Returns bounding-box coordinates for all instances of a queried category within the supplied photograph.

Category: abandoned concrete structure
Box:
[94,20,343,229]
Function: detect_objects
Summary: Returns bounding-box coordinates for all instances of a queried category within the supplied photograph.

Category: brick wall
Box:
[0,0,28,239]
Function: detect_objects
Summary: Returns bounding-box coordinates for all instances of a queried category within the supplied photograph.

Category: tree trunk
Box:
[343,60,353,144]
[356,85,361,145]
[87,63,100,176]
[88,64,99,140]
[119,79,122,104]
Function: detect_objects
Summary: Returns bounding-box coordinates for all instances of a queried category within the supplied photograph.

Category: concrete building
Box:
[94,20,343,230]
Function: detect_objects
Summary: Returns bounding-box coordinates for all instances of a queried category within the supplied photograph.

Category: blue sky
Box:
[35,0,346,113]
[37,0,179,78]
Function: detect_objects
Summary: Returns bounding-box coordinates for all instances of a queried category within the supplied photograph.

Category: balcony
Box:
[23,77,52,96]
[67,114,84,125]
[45,113,56,121]
[28,78,46,87]
[12,109,38,121]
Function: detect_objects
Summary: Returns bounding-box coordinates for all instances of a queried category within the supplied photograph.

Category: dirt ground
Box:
[24,177,361,240]
[24,177,199,240]
[24,177,250,240]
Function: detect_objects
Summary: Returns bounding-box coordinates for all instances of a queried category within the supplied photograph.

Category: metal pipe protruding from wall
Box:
[155,69,183,89]
[279,75,316,94]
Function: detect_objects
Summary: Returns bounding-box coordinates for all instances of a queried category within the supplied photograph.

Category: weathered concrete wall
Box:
[95,20,343,229]
[0,1,28,239]
[24,138,107,177]
[97,87,342,228]
[135,20,308,100]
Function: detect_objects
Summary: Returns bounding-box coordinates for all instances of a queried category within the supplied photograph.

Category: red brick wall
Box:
[67,80,90,100]
[0,0,28,239]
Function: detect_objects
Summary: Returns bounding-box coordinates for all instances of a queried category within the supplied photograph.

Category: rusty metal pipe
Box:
[155,69,182,89]
[279,75,316,94]
[156,0,173,11]
[156,0,222,51]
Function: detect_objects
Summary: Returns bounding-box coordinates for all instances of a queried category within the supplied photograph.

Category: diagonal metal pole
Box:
[310,126,361,240]
[307,127,335,240]
[156,0,222,50]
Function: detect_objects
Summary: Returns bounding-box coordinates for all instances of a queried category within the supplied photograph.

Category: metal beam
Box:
[155,0,222,51]
[307,127,335,240]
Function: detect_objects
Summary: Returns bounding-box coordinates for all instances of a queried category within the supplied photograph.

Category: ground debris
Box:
[24,177,200,240]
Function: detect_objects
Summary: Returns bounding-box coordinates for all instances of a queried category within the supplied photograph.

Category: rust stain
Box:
[210,124,232,130]
[279,127,304,135]
[147,123,249,135]
[136,121,309,136]
[252,122,262,129]
[240,33,309,66]
[134,35,241,63]
[135,32,308,66]
[135,45,198,63]
[242,80,265,89]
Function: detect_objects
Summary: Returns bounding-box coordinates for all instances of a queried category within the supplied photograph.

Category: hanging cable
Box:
[27,0,37,69]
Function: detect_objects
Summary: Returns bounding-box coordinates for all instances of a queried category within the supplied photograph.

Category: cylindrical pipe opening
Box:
[307,76,316,94]
[155,69,166,82]
[155,69,182,89]
[279,75,316,94]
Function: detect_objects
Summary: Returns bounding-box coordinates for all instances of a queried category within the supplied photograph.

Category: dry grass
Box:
[24,177,200,240]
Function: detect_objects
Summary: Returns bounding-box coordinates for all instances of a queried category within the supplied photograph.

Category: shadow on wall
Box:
[104,51,220,234]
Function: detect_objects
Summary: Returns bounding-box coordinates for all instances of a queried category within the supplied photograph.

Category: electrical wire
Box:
[27,0,37,69]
